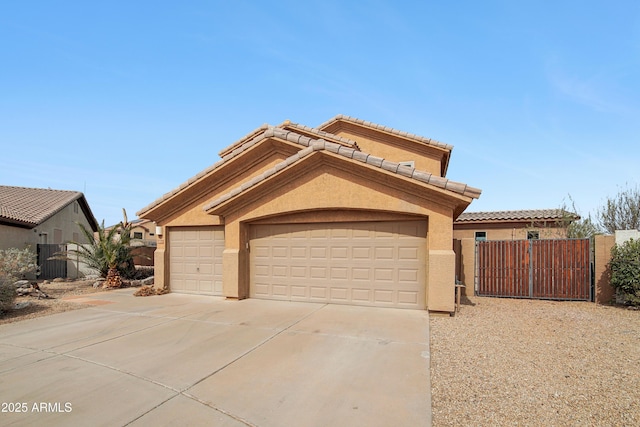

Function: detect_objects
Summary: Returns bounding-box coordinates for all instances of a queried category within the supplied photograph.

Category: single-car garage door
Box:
[169,226,224,295]
[250,221,427,309]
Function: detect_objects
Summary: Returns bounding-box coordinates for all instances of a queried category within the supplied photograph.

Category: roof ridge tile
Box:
[318,114,453,151]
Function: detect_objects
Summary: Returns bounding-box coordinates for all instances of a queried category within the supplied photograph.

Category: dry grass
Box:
[430,296,640,426]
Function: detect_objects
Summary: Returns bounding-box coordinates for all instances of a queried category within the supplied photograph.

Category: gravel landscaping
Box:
[430,296,640,426]
[0,279,110,325]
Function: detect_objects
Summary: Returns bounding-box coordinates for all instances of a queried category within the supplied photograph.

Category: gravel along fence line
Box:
[430,296,640,426]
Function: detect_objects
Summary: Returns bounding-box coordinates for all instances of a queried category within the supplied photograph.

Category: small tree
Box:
[558,195,601,239]
[609,238,640,306]
[597,184,640,233]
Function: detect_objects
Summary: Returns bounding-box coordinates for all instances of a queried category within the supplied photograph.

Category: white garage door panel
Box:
[250,221,426,309]
[169,227,224,296]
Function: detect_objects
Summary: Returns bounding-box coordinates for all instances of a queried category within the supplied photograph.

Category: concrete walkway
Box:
[0,290,431,426]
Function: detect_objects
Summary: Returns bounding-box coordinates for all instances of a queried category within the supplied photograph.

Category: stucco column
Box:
[153,231,169,291]
[594,234,615,304]
[427,213,456,312]
[428,250,456,312]
[222,221,249,299]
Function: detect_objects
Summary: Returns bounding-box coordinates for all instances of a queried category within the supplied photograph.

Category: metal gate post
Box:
[474,241,479,295]
[528,239,534,298]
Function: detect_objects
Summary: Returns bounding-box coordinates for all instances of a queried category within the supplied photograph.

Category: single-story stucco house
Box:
[0,185,98,250]
[0,185,99,278]
[137,115,481,312]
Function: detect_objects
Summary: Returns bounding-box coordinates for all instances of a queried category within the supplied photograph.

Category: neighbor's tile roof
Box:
[456,209,577,223]
[204,138,481,212]
[0,185,84,227]
[318,114,453,152]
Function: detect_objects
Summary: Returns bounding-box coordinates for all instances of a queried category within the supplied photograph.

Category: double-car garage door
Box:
[169,221,427,309]
[250,221,426,309]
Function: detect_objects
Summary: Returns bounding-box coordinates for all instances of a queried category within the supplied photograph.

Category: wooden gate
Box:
[37,244,67,280]
[476,239,591,301]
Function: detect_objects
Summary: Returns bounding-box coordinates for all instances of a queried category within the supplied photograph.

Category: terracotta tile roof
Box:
[218,124,272,158]
[0,185,97,229]
[203,139,481,212]
[138,117,479,218]
[456,209,578,223]
[279,121,360,150]
[317,114,453,152]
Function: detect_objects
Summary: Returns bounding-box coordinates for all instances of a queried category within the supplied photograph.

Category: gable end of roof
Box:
[203,142,481,212]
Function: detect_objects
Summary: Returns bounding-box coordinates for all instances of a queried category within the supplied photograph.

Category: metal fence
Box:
[37,243,67,280]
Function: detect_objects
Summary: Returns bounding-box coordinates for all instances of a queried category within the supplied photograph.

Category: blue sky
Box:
[1,1,639,227]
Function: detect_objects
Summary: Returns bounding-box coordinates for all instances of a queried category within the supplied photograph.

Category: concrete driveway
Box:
[0,290,431,426]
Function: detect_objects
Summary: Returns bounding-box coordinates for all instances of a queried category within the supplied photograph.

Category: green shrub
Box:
[609,238,640,306]
[0,278,16,314]
[0,247,40,280]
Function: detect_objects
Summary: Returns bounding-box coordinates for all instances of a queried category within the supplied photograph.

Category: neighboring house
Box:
[128,218,158,247]
[138,115,481,312]
[0,185,99,278]
[106,218,158,247]
[105,218,158,267]
[453,209,579,295]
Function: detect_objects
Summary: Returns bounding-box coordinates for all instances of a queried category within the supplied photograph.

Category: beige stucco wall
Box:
[324,124,446,176]
[39,202,94,245]
[130,221,157,241]
[0,224,38,252]
[453,224,568,241]
[147,135,473,312]
[162,153,292,227]
[152,145,300,292]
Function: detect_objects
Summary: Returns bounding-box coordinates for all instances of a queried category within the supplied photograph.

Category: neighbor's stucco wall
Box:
[217,162,460,312]
[130,221,157,242]
[0,224,37,252]
[37,201,94,245]
[453,224,568,241]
